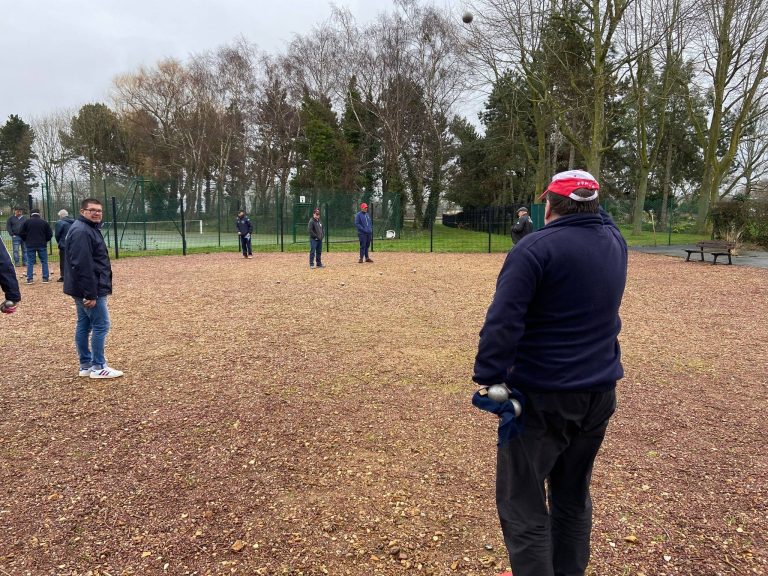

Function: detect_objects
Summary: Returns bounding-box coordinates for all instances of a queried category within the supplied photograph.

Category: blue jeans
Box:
[358,233,372,259]
[74,296,111,370]
[11,236,26,266]
[309,238,323,266]
[26,246,49,281]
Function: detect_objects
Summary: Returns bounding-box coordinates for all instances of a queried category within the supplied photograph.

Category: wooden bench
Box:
[683,240,736,265]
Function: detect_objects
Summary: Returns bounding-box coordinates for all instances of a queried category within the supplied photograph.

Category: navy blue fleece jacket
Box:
[473,209,627,392]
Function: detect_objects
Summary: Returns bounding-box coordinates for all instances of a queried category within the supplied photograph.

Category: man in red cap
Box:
[354,202,373,263]
[473,169,628,576]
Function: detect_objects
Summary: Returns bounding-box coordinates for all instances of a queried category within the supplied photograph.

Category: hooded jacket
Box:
[63,216,113,299]
[474,208,627,392]
[0,241,21,302]
[55,216,75,248]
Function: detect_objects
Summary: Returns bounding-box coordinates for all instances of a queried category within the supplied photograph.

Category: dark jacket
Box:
[19,215,53,249]
[354,210,372,234]
[63,216,113,299]
[6,215,25,236]
[474,209,627,392]
[308,217,324,241]
[0,241,21,302]
[511,214,533,243]
[236,216,253,236]
[54,217,75,248]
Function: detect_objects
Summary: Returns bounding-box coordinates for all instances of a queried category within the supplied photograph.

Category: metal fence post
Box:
[111,196,119,260]
[488,206,492,253]
[180,194,187,256]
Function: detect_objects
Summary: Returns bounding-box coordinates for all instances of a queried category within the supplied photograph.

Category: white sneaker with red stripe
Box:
[89,367,124,379]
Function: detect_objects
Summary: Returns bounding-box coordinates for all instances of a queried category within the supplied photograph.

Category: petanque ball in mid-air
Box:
[462,12,473,23]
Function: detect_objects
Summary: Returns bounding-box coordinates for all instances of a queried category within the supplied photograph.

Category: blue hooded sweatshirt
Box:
[473,208,627,392]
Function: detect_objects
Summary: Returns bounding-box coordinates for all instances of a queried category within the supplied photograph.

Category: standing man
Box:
[19,210,53,284]
[236,210,253,259]
[510,206,533,244]
[54,209,75,282]
[473,170,627,576]
[354,202,373,263]
[6,207,26,267]
[0,240,21,314]
[307,208,325,269]
[64,198,123,379]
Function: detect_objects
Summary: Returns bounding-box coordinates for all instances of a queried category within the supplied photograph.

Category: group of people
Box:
[2,199,123,379]
[5,207,76,283]
[3,170,627,576]
[236,202,375,268]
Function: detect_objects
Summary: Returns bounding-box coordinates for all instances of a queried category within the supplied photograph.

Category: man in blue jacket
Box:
[19,211,53,283]
[6,207,27,267]
[473,170,627,576]
[64,198,123,379]
[236,210,253,259]
[0,240,21,313]
[54,209,75,282]
[354,202,373,263]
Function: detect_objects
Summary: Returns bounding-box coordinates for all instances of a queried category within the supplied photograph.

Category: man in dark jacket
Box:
[236,210,253,258]
[473,170,627,576]
[0,240,21,313]
[64,198,123,379]
[6,207,27,267]
[307,208,324,268]
[54,209,75,282]
[354,202,373,263]
[19,211,53,283]
[510,206,533,243]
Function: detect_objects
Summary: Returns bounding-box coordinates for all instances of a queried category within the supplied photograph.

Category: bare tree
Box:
[31,108,78,204]
[685,0,768,231]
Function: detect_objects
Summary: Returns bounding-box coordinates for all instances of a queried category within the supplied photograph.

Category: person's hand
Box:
[238,231,242,235]
[1,300,17,314]
[82,298,97,309]
[245,234,251,240]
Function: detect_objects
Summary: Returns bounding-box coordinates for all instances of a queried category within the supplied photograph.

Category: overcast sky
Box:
[0,0,455,123]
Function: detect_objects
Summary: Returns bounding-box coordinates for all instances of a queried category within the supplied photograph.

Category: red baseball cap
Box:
[360,203,368,210]
[539,169,599,201]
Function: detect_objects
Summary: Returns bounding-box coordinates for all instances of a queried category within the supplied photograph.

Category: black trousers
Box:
[496,388,616,576]
[59,247,66,279]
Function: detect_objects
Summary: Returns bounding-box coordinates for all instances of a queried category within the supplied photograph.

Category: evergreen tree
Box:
[0,115,37,209]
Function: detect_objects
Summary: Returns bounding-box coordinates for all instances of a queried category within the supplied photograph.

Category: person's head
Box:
[313,208,320,220]
[237,210,245,218]
[517,207,528,217]
[14,208,22,216]
[58,209,69,218]
[30,210,41,218]
[360,202,368,212]
[540,170,599,224]
[80,198,103,224]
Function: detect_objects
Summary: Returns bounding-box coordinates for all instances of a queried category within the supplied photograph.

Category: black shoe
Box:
[57,278,64,282]
[365,258,374,263]
[358,258,363,263]
[42,278,50,283]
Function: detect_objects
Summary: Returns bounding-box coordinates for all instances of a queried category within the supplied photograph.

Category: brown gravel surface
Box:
[1,251,766,576]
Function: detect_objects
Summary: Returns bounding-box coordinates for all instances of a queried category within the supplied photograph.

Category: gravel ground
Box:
[1,251,765,576]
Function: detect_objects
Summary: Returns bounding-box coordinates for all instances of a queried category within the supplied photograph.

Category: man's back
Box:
[475,210,627,392]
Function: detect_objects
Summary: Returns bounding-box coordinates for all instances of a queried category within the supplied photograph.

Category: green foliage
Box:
[0,114,37,208]
[61,104,127,190]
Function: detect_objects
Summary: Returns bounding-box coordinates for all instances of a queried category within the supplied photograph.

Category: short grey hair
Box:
[58,209,69,217]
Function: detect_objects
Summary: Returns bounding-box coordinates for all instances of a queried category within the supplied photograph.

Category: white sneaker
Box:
[90,367,124,379]
[79,367,94,377]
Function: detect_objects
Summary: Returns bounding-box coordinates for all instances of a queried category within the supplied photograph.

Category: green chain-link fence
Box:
[4,178,766,264]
